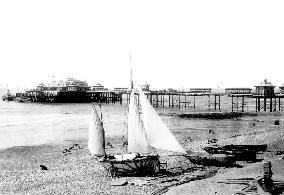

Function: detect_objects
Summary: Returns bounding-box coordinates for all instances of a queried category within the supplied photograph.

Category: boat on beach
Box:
[203,144,267,161]
[88,87,187,177]
[186,152,236,167]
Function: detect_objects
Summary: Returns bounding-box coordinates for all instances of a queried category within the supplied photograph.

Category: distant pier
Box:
[10,78,284,113]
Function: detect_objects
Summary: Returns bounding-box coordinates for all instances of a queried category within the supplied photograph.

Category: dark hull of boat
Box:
[186,153,235,167]
[203,144,267,161]
[100,155,160,177]
[222,144,267,152]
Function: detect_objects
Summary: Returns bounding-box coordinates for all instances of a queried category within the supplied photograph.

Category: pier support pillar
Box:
[231,96,234,112]
[178,94,181,109]
[242,96,244,112]
[156,94,159,107]
[270,97,273,112]
[258,97,261,112]
[214,95,217,110]
[194,95,196,109]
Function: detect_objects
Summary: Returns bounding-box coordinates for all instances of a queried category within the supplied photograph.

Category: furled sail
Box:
[139,88,187,154]
[88,106,106,156]
[127,90,150,153]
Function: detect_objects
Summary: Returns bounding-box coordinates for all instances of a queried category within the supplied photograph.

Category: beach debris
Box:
[207,138,218,144]
[122,141,128,147]
[40,165,48,170]
[63,144,82,155]
[129,179,151,186]
[160,178,179,183]
[274,120,280,125]
[250,123,256,127]
[106,142,113,148]
[275,151,284,155]
[110,179,128,186]
[186,136,192,142]
[151,187,168,195]
[208,130,215,134]
[63,149,71,155]
[69,144,82,150]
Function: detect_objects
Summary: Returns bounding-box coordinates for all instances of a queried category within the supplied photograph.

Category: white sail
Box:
[127,90,150,153]
[88,106,106,156]
[139,88,187,154]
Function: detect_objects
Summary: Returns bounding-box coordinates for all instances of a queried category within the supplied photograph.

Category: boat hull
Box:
[186,153,235,167]
[99,155,160,177]
[203,144,267,161]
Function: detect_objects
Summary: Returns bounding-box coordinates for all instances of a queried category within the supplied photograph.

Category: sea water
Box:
[0,99,282,149]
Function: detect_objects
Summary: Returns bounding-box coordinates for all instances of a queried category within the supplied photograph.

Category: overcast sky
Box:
[1,1,284,89]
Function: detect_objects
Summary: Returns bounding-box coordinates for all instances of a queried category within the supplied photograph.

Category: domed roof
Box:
[255,79,275,87]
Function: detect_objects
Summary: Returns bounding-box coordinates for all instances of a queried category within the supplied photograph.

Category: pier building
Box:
[25,78,121,103]
[254,79,275,97]
[225,88,252,96]
[279,84,284,95]
[141,82,150,91]
[91,83,107,91]
[189,88,212,95]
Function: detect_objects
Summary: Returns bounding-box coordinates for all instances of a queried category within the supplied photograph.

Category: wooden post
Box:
[263,161,273,190]
[219,95,221,110]
[162,94,164,107]
[242,96,244,112]
[237,96,239,112]
[172,94,174,107]
[208,95,210,110]
[274,97,276,111]
[255,97,257,112]
[156,94,158,107]
[214,95,216,110]
[185,95,187,109]
[264,97,266,111]
[270,97,273,112]
[258,97,261,112]
[194,95,196,109]
[150,94,152,105]
[279,97,281,111]
[231,96,234,112]
[178,94,181,109]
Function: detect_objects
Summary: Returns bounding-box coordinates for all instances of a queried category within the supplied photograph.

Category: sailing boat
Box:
[88,87,187,176]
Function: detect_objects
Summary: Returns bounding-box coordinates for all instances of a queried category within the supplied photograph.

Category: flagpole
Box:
[129,52,133,90]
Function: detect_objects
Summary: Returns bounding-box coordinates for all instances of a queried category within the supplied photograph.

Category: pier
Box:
[121,86,284,113]
[11,78,284,113]
[19,89,284,113]
[25,90,123,104]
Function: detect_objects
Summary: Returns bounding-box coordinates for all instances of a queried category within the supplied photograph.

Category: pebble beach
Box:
[1,111,284,194]
[1,100,284,194]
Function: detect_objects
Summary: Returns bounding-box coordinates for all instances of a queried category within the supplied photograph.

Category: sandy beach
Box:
[1,112,284,195]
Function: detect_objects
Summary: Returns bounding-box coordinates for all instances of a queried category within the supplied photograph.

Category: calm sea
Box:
[0,98,281,150]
